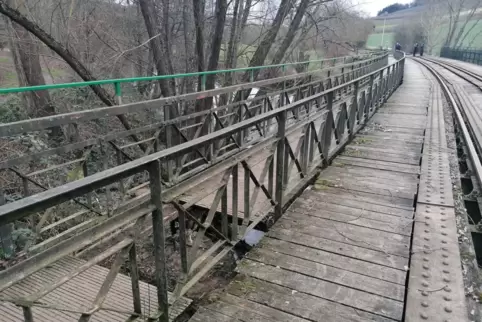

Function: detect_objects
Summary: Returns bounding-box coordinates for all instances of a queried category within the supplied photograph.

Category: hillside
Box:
[366,4,482,54]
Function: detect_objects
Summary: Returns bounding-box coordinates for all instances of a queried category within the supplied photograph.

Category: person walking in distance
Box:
[413,43,419,57]
[420,43,425,57]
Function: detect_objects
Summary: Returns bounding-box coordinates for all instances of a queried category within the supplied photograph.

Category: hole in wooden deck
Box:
[470,232,482,267]
[461,177,474,195]
[465,199,481,225]
[459,159,468,175]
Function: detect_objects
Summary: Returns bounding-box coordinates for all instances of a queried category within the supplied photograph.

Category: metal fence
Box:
[0,51,405,321]
[440,46,482,65]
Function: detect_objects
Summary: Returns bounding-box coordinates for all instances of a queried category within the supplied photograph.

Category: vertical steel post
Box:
[321,92,334,166]
[0,190,13,259]
[82,161,92,207]
[348,81,359,138]
[129,244,142,315]
[148,160,169,322]
[22,306,33,322]
[114,82,122,105]
[231,164,238,241]
[275,110,286,219]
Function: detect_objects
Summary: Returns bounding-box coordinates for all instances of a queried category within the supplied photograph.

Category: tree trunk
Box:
[0,1,146,149]
[205,0,228,90]
[225,0,242,72]
[240,0,252,32]
[444,3,462,47]
[243,0,290,78]
[453,3,481,48]
[233,0,291,102]
[138,0,175,98]
[192,0,227,137]
[182,0,195,95]
[269,0,310,65]
[4,17,30,107]
[193,0,205,90]
[162,0,175,77]
[6,0,61,136]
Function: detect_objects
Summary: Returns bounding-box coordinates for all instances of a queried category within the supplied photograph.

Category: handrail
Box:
[0,53,403,225]
[0,52,387,96]
[0,50,404,321]
[0,53,388,137]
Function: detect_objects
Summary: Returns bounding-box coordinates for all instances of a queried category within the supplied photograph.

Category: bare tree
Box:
[0,0,148,148]
[453,0,482,47]
[419,0,446,54]
[138,0,175,97]
[6,0,61,136]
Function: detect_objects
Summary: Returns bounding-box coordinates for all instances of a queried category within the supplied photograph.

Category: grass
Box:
[1,70,18,87]
[48,68,66,78]
[366,32,395,49]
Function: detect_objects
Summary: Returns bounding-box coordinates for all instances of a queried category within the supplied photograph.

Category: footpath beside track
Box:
[189,59,470,322]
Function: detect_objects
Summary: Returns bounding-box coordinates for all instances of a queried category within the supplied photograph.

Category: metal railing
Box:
[0,54,389,267]
[440,46,482,66]
[0,51,405,321]
[0,52,386,101]
[0,53,388,199]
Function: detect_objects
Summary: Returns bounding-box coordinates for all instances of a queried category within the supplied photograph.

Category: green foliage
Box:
[377,3,412,16]
[12,228,34,251]
[0,95,27,123]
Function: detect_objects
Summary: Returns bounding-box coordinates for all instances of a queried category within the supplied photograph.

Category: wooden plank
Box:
[246,247,405,300]
[299,190,414,217]
[287,203,412,236]
[237,260,404,320]
[333,157,420,174]
[308,187,415,209]
[268,228,408,269]
[190,307,245,322]
[291,197,413,222]
[320,169,418,188]
[258,237,406,284]
[345,144,421,158]
[207,294,309,322]
[355,133,424,143]
[0,256,191,322]
[352,140,422,153]
[356,131,425,141]
[377,107,427,115]
[354,133,424,144]
[342,149,420,165]
[349,143,422,157]
[279,215,410,257]
[325,162,420,179]
[360,126,425,135]
[315,179,416,200]
[226,278,394,322]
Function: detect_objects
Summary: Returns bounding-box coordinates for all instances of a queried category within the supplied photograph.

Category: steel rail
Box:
[414,58,482,189]
[421,56,482,88]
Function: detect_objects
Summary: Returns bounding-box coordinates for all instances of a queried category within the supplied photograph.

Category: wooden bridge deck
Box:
[0,256,191,322]
[189,60,468,321]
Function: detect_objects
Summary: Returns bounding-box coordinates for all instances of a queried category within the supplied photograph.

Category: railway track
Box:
[413,56,482,320]
[415,57,482,189]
